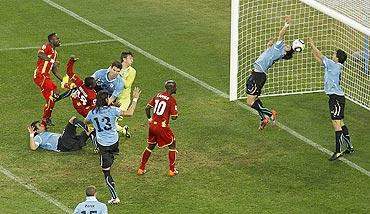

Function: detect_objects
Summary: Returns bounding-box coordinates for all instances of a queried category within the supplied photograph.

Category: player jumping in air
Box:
[138,80,179,177]
[309,38,354,161]
[246,16,298,130]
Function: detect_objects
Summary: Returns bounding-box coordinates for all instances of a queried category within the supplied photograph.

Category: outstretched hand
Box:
[132,87,141,99]
[27,126,36,134]
[284,15,291,24]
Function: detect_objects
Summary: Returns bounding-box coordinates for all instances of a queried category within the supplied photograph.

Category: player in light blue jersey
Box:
[92,61,124,105]
[309,38,353,161]
[74,186,108,214]
[85,88,141,204]
[246,16,298,130]
[28,117,92,152]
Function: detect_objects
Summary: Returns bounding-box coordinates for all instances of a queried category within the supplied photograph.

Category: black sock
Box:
[335,131,343,153]
[72,118,88,132]
[55,88,76,102]
[251,100,265,120]
[103,170,118,199]
[341,125,352,148]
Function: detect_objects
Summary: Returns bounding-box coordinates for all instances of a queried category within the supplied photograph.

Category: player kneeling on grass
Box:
[138,80,179,177]
[28,117,92,152]
[246,15,302,130]
[308,38,354,161]
[84,88,141,204]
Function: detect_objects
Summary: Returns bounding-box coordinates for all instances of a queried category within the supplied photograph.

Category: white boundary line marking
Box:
[43,1,370,178]
[0,39,116,52]
[0,165,73,213]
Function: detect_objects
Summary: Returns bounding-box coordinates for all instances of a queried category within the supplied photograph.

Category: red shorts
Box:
[147,123,175,148]
[33,75,57,101]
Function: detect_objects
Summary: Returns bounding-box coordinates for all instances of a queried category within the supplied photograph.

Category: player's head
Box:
[84,77,96,89]
[85,186,97,197]
[47,33,60,47]
[165,80,177,94]
[94,90,109,111]
[109,61,123,78]
[334,49,347,64]
[121,51,134,65]
[30,121,46,134]
[282,45,294,60]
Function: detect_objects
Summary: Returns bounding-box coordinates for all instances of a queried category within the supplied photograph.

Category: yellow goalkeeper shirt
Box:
[119,66,136,99]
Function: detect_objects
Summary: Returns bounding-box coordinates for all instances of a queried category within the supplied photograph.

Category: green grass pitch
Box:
[0,0,369,213]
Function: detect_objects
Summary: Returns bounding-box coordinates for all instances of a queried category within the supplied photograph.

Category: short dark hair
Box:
[84,77,96,88]
[282,47,294,60]
[111,61,122,70]
[336,49,347,64]
[121,51,133,62]
[48,33,57,42]
[85,186,96,197]
[30,121,40,131]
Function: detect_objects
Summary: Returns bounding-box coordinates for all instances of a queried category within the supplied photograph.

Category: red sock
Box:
[139,147,152,170]
[42,99,54,119]
[168,149,177,171]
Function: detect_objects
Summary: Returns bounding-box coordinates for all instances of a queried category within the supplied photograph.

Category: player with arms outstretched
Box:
[309,38,354,161]
[138,80,179,177]
[246,16,298,130]
[33,33,63,126]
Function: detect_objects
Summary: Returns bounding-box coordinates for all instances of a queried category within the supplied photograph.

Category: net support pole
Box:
[229,0,239,101]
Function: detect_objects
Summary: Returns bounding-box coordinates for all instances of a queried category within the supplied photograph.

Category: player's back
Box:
[149,91,177,127]
[72,85,96,112]
[74,199,107,214]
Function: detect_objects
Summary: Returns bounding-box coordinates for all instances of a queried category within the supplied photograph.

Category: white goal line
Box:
[0,39,116,52]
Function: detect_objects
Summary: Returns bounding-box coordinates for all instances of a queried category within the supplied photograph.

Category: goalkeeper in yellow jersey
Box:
[116,51,136,137]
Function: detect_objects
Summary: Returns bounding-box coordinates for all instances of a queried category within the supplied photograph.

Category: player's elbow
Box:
[30,145,38,151]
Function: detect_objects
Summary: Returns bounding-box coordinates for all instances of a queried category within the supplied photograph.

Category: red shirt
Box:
[35,43,57,77]
[70,75,96,117]
[148,91,178,127]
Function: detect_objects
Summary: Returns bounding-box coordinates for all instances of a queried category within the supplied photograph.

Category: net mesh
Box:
[236,0,370,110]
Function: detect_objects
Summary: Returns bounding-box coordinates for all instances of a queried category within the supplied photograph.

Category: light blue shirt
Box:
[33,132,61,152]
[92,69,124,98]
[86,106,121,146]
[74,196,108,214]
[254,40,285,74]
[321,56,344,96]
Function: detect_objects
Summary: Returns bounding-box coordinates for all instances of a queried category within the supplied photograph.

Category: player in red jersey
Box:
[33,33,62,126]
[58,56,97,117]
[138,80,179,176]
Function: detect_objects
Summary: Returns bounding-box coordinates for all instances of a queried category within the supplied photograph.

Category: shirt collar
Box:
[86,196,98,201]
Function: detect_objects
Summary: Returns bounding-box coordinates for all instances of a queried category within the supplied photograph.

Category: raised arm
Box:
[27,127,39,151]
[121,87,141,117]
[308,38,324,65]
[277,15,291,41]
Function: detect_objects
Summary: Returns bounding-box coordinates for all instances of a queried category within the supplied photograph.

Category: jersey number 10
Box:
[153,100,167,116]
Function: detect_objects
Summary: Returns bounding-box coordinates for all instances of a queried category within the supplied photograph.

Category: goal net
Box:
[230,0,370,111]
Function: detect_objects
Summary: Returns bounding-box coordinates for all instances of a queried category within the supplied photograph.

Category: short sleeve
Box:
[86,110,93,122]
[148,96,156,107]
[321,56,330,67]
[112,80,124,98]
[274,40,284,50]
[170,98,178,116]
[34,135,42,146]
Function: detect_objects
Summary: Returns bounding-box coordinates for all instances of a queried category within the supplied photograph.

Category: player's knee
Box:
[147,144,156,151]
[69,116,77,124]
[168,141,176,149]
[101,160,113,169]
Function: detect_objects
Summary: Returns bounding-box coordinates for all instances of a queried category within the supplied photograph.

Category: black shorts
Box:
[328,94,345,120]
[58,122,88,152]
[246,71,267,96]
[98,141,119,169]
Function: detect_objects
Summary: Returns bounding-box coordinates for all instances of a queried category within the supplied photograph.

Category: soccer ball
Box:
[292,39,305,52]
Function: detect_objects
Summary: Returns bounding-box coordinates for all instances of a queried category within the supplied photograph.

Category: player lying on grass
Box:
[246,15,299,130]
[308,38,354,161]
[28,116,92,152]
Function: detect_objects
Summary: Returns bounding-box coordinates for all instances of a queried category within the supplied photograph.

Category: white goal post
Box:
[230,0,370,111]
